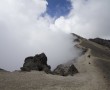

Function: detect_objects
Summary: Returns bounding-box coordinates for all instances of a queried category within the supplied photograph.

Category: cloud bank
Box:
[0,0,81,71]
[55,0,110,38]
[0,0,110,71]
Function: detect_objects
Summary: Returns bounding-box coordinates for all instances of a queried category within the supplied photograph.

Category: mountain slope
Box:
[0,33,110,90]
[73,33,110,89]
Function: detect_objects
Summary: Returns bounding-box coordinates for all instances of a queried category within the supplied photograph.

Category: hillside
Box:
[89,38,110,48]
[0,33,110,90]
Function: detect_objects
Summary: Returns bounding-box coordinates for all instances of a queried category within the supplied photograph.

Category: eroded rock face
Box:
[21,53,51,73]
[53,64,78,76]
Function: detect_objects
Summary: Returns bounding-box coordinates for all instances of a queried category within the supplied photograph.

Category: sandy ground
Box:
[0,37,110,90]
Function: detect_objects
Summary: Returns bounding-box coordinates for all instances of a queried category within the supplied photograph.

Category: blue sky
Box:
[46,0,72,18]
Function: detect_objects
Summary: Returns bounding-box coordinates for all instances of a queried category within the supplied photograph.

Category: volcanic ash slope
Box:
[0,34,110,90]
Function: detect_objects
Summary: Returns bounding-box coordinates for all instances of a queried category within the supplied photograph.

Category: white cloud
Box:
[0,0,81,71]
[54,16,72,33]
[1,0,109,71]
[55,0,110,38]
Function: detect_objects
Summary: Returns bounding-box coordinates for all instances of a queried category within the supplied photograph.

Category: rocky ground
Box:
[0,34,110,90]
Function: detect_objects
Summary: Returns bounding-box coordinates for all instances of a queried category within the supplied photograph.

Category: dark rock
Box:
[68,64,78,76]
[74,38,80,42]
[53,64,78,76]
[21,53,51,73]
[89,62,91,64]
[88,55,91,58]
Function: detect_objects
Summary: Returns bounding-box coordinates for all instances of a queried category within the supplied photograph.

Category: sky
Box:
[46,0,72,18]
[0,0,110,71]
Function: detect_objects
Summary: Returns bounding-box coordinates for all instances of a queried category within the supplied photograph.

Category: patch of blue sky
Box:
[45,0,72,18]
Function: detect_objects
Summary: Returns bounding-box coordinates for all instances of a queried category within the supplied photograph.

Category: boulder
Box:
[21,53,51,73]
[53,64,78,76]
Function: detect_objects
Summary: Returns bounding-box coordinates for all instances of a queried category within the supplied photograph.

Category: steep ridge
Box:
[89,38,110,48]
[72,33,110,90]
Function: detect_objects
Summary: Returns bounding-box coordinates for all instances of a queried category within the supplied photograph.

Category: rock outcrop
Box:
[21,53,51,73]
[53,64,78,76]
[21,53,78,76]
